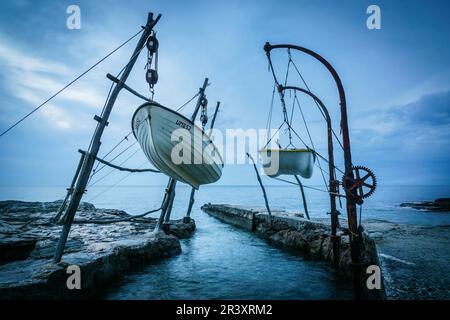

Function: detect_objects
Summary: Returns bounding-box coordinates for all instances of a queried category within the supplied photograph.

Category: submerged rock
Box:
[169,218,196,239]
[400,198,450,212]
[0,200,195,299]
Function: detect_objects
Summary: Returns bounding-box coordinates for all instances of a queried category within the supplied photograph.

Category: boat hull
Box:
[259,149,315,179]
[132,102,223,189]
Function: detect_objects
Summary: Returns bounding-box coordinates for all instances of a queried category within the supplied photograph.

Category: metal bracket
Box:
[93,115,109,126]
[107,73,152,102]
[327,210,341,216]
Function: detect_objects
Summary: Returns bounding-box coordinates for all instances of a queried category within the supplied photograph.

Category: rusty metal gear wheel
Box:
[342,166,377,204]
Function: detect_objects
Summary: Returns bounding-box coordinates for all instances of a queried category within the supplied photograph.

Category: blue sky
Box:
[0,0,449,188]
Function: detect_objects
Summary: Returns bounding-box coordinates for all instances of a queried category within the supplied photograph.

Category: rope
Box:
[267,61,347,179]
[89,146,140,187]
[0,28,145,139]
[263,122,285,149]
[87,160,147,202]
[279,91,294,147]
[287,123,345,177]
[273,177,345,197]
[289,57,345,151]
[289,92,295,125]
[86,39,150,182]
[266,51,306,149]
[87,39,148,150]
[90,141,138,181]
[283,53,291,86]
[294,94,329,191]
[264,84,276,145]
[176,92,200,112]
[90,131,134,182]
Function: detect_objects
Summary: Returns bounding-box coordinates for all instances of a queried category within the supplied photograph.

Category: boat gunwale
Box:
[132,101,224,166]
[131,101,214,143]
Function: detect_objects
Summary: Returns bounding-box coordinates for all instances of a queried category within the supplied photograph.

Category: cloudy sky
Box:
[0,0,449,188]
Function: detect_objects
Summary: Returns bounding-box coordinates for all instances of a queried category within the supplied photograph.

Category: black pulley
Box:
[146,69,158,87]
[200,114,208,126]
[146,34,159,53]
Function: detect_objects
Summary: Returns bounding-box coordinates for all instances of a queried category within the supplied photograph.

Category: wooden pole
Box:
[53,151,85,224]
[185,101,220,220]
[53,13,161,263]
[185,187,196,220]
[247,153,272,221]
[155,178,176,231]
[164,187,176,223]
[209,101,220,134]
[157,78,209,231]
[293,175,310,220]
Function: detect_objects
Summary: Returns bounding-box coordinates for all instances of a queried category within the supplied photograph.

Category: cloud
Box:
[0,40,70,75]
[0,37,115,132]
[391,90,450,126]
[40,104,71,129]
[353,90,450,159]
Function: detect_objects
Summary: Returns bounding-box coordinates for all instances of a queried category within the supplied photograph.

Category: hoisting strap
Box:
[79,150,159,173]
[288,55,345,151]
[89,131,134,182]
[89,147,141,187]
[86,160,148,202]
[273,177,346,198]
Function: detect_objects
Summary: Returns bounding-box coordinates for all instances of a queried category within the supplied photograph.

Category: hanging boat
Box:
[132,101,223,189]
[259,148,315,178]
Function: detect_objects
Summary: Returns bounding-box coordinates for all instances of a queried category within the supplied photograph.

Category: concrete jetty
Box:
[202,203,450,300]
[0,200,195,299]
[201,203,385,300]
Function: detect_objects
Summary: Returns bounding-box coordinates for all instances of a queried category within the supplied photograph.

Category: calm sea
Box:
[1,185,449,299]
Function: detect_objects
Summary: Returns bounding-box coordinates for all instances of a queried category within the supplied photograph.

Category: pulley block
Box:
[146,69,158,87]
[146,34,159,53]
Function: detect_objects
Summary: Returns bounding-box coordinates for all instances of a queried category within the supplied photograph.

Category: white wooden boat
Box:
[132,102,223,189]
[259,148,315,178]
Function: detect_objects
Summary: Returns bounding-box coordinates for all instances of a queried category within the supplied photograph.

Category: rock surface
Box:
[362,219,450,300]
[0,200,196,299]
[400,198,450,212]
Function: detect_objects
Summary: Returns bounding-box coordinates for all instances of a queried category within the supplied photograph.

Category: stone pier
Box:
[201,203,385,300]
[0,200,195,299]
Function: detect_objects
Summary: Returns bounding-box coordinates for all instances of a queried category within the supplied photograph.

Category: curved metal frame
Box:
[264,43,362,299]
[279,85,339,266]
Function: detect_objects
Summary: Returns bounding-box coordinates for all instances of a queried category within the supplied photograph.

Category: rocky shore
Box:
[400,198,450,212]
[362,219,450,299]
[0,200,195,299]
